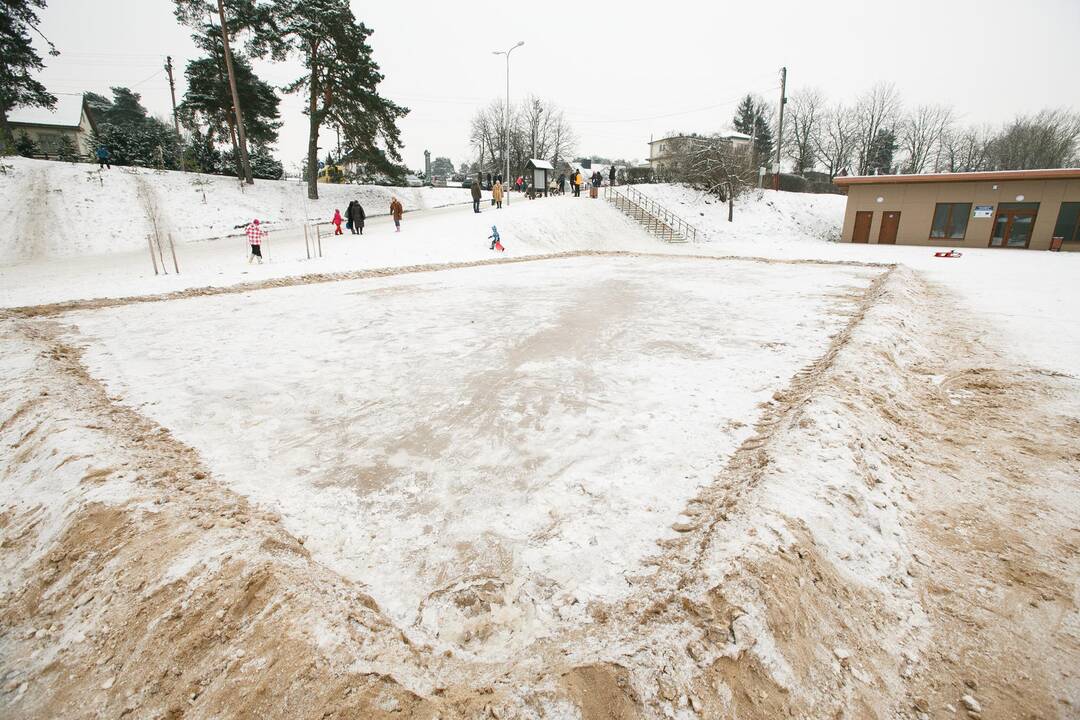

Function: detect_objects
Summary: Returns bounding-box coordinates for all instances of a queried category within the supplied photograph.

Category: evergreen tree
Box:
[87,87,180,169]
[430,156,454,176]
[222,142,282,179]
[14,131,38,157]
[183,127,221,174]
[866,128,897,174]
[733,94,774,168]
[251,0,407,199]
[753,113,774,168]
[1,0,58,153]
[732,95,757,136]
[178,26,281,177]
[55,134,76,161]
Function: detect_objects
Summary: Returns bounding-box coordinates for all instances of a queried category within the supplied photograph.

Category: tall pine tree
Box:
[1,0,57,153]
[179,24,281,178]
[252,0,407,199]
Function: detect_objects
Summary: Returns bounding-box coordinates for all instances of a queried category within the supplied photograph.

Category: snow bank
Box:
[0,157,475,263]
[0,194,662,308]
[632,183,847,245]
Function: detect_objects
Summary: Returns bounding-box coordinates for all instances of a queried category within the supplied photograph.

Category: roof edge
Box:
[834,168,1080,185]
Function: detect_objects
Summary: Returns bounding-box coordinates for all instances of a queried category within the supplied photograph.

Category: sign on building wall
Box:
[973,204,994,218]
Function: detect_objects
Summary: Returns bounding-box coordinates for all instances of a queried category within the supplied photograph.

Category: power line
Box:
[565,85,780,124]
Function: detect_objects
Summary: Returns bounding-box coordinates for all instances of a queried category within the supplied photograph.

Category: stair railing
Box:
[603,185,698,243]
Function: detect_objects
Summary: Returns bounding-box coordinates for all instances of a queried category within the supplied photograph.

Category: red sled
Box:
[934,250,962,258]
[494,240,505,252]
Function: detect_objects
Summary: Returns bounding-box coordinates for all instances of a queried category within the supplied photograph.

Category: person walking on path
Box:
[346,200,365,235]
[558,173,566,194]
[245,219,266,264]
[471,175,482,213]
[492,180,504,209]
[332,209,344,235]
[96,145,111,170]
[390,197,404,231]
[573,170,582,197]
[609,165,616,186]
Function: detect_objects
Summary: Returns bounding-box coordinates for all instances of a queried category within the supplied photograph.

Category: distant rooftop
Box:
[651,130,752,144]
[8,93,87,128]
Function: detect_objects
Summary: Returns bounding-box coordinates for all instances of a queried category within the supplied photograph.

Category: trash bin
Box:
[1050,236,1064,251]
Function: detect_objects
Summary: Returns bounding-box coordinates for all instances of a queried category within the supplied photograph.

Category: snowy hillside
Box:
[634,183,847,245]
[0,157,475,264]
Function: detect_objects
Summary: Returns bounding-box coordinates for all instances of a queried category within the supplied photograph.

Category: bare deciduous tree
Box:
[469,96,576,180]
[983,109,1080,170]
[854,83,901,175]
[664,134,754,221]
[899,104,954,174]
[937,125,991,172]
[812,103,858,179]
[785,88,824,175]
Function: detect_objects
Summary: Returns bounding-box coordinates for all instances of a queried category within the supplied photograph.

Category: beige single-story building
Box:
[7,92,98,159]
[834,169,1080,251]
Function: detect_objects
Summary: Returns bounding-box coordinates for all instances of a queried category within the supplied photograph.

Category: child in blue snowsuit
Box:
[488,225,504,251]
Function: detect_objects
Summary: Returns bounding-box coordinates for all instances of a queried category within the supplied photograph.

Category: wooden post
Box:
[316,224,323,257]
[168,233,180,273]
[147,235,159,275]
[304,224,311,259]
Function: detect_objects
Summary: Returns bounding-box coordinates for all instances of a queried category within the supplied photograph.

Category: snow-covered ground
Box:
[2,170,1078,718]
[60,255,880,657]
[633,184,1080,377]
[0,157,476,263]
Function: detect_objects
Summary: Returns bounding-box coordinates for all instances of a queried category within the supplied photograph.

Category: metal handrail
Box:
[604,185,698,243]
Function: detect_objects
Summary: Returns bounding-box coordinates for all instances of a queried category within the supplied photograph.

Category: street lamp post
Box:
[493,41,524,206]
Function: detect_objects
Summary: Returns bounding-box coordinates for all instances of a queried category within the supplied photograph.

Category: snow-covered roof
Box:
[8,93,87,128]
[652,129,752,143]
[527,158,554,170]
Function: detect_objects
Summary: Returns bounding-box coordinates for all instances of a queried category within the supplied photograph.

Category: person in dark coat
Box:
[608,165,616,186]
[486,172,492,190]
[96,145,111,170]
[471,176,482,213]
[558,173,566,194]
[346,200,365,235]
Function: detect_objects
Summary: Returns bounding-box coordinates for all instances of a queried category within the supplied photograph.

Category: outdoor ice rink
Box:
[61,254,882,655]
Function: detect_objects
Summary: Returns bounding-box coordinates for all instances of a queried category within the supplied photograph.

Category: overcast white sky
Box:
[31,0,1080,172]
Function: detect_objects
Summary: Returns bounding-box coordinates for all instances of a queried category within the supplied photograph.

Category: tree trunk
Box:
[306,47,320,201]
[217,0,253,184]
[727,182,734,222]
[227,118,242,178]
[0,110,14,155]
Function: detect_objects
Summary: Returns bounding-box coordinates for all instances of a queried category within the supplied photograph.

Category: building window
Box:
[930,202,972,239]
[1053,202,1080,244]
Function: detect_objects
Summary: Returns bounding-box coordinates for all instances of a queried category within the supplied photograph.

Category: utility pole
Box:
[216,0,253,185]
[773,66,787,191]
[164,55,183,169]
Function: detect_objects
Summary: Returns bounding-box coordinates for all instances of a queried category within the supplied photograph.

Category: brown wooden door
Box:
[878,211,900,244]
[852,211,872,243]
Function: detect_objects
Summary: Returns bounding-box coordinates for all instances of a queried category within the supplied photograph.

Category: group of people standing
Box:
[556,165,618,196]
[249,195,407,263]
